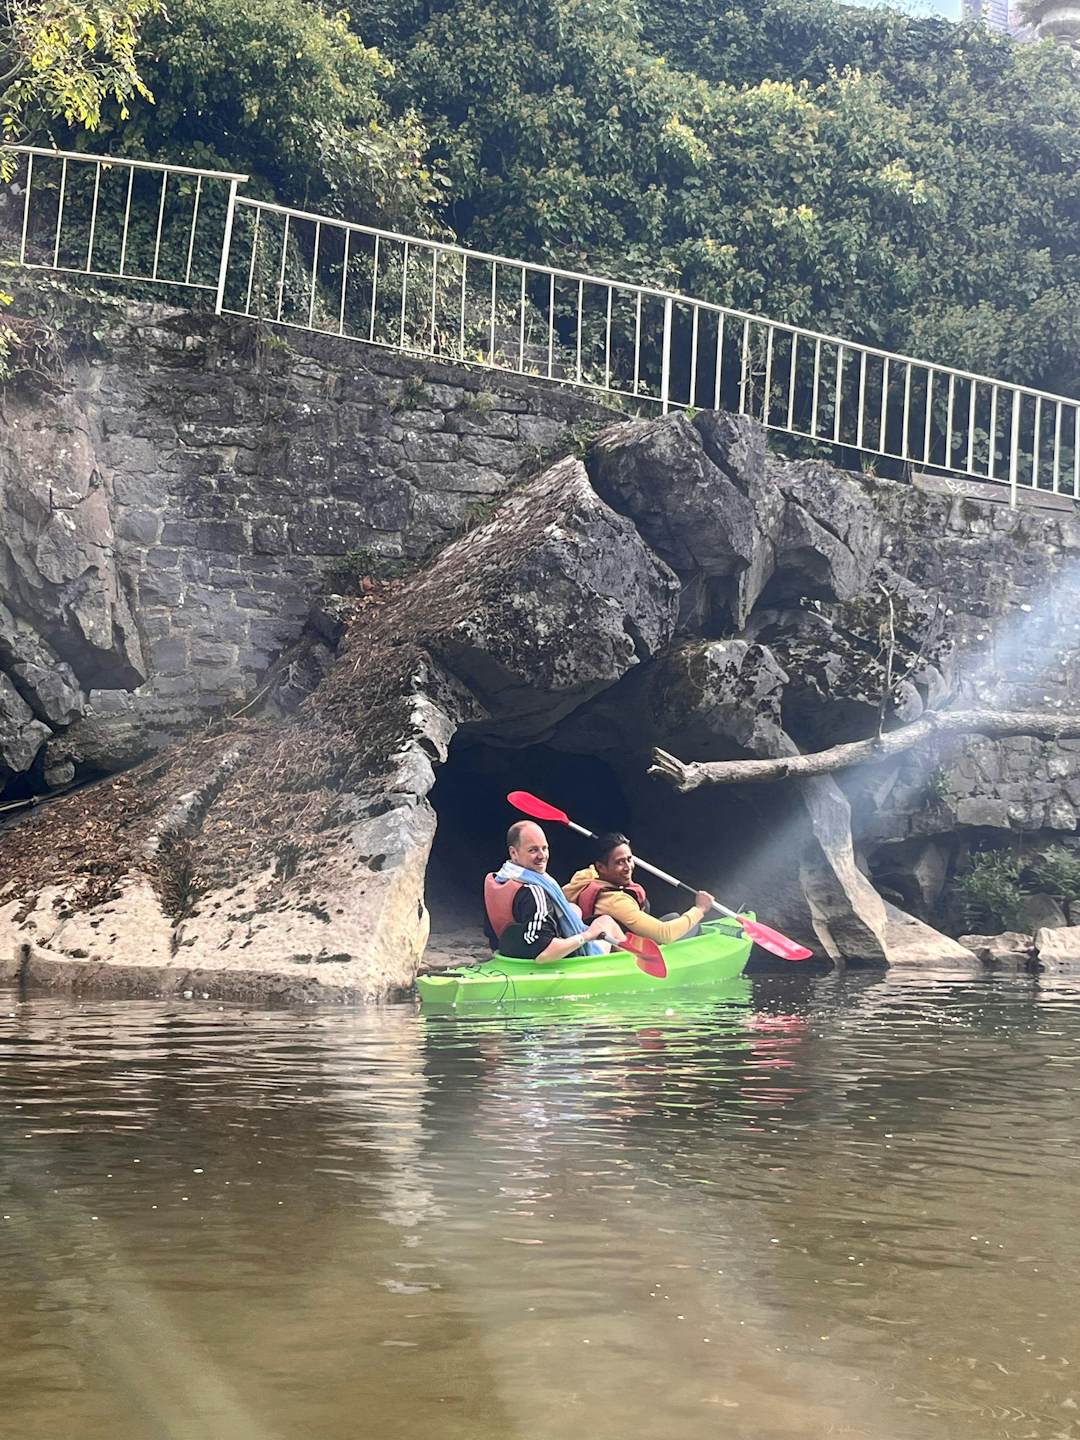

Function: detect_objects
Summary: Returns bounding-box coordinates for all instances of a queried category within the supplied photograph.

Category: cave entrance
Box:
[425,732,812,962]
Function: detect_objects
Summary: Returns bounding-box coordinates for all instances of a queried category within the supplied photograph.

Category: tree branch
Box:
[649,709,1080,791]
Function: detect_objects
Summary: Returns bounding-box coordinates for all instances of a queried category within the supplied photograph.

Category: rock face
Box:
[0,294,623,793]
[769,462,884,604]
[6,298,1080,994]
[959,932,1033,968]
[586,413,883,635]
[1034,925,1080,971]
[426,458,679,741]
[0,390,145,784]
[589,415,758,628]
[0,395,144,687]
[0,456,680,999]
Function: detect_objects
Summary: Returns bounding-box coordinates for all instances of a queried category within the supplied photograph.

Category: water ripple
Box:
[1,974,1079,1439]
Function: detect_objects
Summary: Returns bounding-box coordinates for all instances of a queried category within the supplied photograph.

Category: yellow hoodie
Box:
[564,866,705,945]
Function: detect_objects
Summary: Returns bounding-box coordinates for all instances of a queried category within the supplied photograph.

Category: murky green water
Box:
[2,970,1079,1440]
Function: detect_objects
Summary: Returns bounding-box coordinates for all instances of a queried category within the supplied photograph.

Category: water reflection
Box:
[1,973,1078,1439]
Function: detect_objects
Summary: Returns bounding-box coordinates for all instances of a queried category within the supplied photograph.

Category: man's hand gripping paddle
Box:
[508,791,813,963]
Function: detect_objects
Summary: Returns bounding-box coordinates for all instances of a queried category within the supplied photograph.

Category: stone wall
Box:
[0,298,620,789]
[850,476,1080,845]
[7,289,1080,930]
[9,357,1080,988]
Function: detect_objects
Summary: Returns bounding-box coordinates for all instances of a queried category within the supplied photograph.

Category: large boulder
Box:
[424,456,680,741]
[1034,925,1080,971]
[1017,893,1069,932]
[881,901,979,970]
[0,602,85,728]
[0,393,144,686]
[693,410,784,623]
[797,775,890,963]
[0,456,681,999]
[587,415,760,629]
[768,461,884,604]
[959,932,1033,968]
[639,638,790,757]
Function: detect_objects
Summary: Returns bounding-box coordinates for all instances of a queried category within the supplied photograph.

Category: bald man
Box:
[484,820,624,962]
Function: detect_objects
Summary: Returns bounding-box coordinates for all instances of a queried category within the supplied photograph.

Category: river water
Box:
[1,969,1078,1440]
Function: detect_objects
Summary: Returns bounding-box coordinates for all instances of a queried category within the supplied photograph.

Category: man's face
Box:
[510,823,549,874]
[596,843,634,888]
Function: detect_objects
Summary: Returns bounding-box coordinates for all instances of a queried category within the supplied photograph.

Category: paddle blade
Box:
[507,790,571,826]
[614,932,668,979]
[738,917,813,962]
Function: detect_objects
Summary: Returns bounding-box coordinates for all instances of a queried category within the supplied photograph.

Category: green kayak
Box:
[416,917,754,1008]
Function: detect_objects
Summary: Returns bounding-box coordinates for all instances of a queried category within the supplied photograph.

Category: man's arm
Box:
[499,884,624,961]
[598,889,709,944]
[535,914,624,963]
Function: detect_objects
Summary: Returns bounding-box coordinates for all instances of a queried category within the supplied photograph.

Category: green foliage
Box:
[952,843,1080,933]
[926,767,952,808]
[521,417,603,476]
[953,851,1029,934]
[1,0,162,173]
[347,0,1080,395]
[393,373,430,409]
[8,0,1080,407]
[0,282,69,386]
[0,286,15,381]
[1028,844,1080,900]
[561,418,602,457]
[92,0,442,231]
[461,387,495,414]
[0,273,126,386]
[323,545,408,593]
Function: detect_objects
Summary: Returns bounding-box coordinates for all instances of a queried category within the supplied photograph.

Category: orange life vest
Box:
[575,878,648,921]
[484,872,523,940]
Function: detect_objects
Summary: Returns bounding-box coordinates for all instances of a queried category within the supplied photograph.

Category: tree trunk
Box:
[648,709,1080,791]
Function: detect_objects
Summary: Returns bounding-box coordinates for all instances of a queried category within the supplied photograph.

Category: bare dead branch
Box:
[649,709,1080,791]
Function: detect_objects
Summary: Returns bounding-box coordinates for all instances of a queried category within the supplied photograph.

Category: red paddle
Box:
[612,931,667,979]
[507,791,813,963]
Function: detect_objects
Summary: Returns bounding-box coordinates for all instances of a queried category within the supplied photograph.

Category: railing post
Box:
[661,296,672,415]
[214,178,240,315]
[1009,389,1021,509]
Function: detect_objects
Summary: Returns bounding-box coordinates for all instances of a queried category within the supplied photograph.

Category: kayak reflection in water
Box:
[483,820,625,963]
[564,832,715,945]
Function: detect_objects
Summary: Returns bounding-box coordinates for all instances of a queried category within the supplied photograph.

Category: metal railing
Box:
[3,143,1077,506]
[1,145,245,300]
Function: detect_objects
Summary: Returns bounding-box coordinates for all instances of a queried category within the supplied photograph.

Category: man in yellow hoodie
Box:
[564,832,714,945]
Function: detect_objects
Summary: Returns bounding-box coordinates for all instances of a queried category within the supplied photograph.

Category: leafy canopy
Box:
[348,0,1080,392]
[94,0,443,229]
[1,0,161,153]
[6,0,1080,396]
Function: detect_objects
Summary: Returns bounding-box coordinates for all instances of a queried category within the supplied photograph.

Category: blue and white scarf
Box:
[494,861,604,957]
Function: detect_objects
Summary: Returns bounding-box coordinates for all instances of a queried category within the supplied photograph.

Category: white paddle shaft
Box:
[565,819,741,921]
